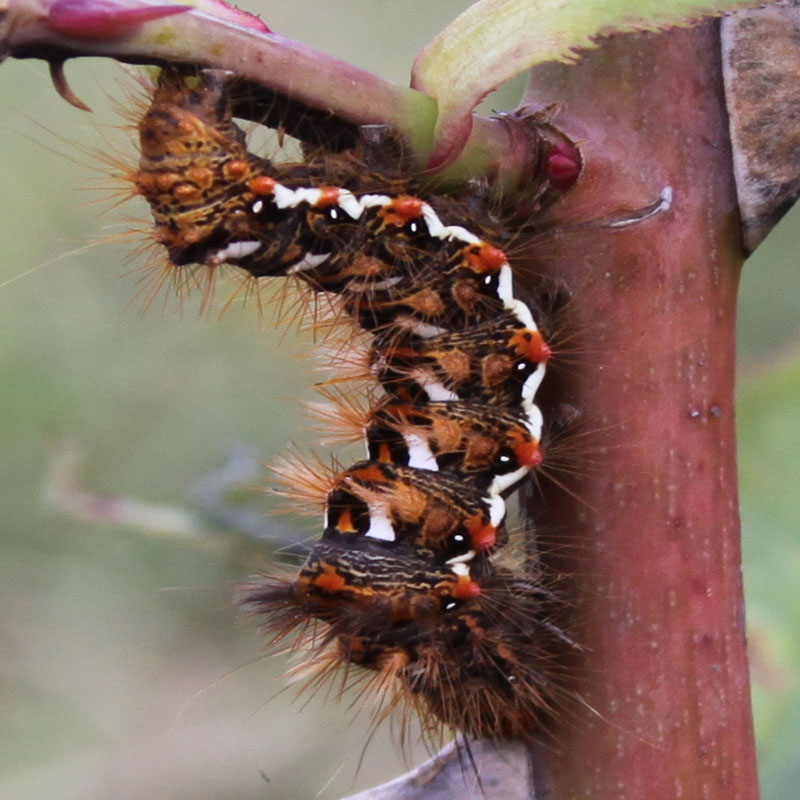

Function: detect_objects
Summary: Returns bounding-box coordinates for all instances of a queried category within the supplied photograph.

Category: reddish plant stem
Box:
[523,23,759,799]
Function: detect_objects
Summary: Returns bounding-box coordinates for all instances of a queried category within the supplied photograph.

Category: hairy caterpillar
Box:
[131,68,581,749]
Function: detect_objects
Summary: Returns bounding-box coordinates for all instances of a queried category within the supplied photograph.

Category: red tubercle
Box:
[382,195,425,226]
[314,187,342,208]
[515,439,544,470]
[512,329,552,363]
[547,141,582,191]
[468,519,497,551]
[452,578,482,600]
[537,337,553,362]
[465,242,507,274]
[46,0,191,40]
[250,175,276,196]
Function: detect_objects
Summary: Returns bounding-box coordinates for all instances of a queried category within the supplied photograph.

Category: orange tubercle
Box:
[376,442,394,463]
[133,172,154,194]
[174,183,199,198]
[186,166,213,186]
[452,577,482,600]
[224,160,250,181]
[250,176,276,195]
[333,506,358,534]
[347,463,390,485]
[155,172,180,192]
[312,563,348,594]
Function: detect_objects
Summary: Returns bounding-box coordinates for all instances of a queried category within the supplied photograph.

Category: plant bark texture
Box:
[520,22,759,800]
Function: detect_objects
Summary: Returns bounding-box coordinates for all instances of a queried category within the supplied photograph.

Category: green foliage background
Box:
[1,2,797,798]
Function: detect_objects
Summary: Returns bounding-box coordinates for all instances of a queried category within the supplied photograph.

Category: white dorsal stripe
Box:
[506,298,537,329]
[272,184,301,208]
[359,194,393,209]
[497,266,538,329]
[490,465,530,495]
[438,224,482,245]
[446,549,476,566]
[336,190,364,219]
[449,562,471,578]
[521,363,546,412]
[524,404,544,441]
[486,494,506,527]
[497,264,515,304]
[292,187,324,207]
[421,204,444,236]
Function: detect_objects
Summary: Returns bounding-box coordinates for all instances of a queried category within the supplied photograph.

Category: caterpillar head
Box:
[133,69,320,277]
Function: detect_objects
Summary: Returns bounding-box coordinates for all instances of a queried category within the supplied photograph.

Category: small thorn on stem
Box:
[49,60,92,112]
[605,185,674,229]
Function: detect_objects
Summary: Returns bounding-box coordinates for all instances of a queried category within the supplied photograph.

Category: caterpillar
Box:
[131,68,581,748]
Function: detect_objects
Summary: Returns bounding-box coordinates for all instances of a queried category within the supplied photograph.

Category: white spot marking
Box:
[404,433,439,471]
[208,240,261,264]
[406,320,449,338]
[411,371,460,402]
[364,506,396,542]
[370,276,403,291]
[287,252,331,274]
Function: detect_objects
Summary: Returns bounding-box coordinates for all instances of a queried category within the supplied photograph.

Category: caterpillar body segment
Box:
[133,69,577,746]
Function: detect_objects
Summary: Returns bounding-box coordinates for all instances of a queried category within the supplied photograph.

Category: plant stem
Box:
[522,21,759,799]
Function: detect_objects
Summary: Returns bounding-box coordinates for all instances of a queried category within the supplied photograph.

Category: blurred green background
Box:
[1,2,798,798]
